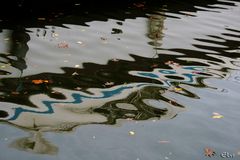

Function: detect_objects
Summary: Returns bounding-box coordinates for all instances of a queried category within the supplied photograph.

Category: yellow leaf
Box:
[212,115,224,119]
[129,131,135,136]
[174,87,182,92]
[212,112,224,119]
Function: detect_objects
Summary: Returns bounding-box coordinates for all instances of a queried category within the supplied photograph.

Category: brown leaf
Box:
[58,42,69,48]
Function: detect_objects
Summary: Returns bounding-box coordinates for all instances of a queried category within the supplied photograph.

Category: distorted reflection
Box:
[0,0,239,156]
[9,131,58,155]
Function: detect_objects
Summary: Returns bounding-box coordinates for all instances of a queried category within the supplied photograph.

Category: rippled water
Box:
[0,0,240,159]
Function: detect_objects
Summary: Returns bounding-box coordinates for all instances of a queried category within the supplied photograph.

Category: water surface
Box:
[0,0,240,159]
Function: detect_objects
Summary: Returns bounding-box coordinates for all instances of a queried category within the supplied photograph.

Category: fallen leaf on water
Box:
[151,64,158,68]
[174,87,182,92]
[111,58,119,62]
[129,131,135,136]
[169,100,178,106]
[51,33,59,38]
[100,37,107,41]
[133,3,145,8]
[4,38,10,41]
[58,42,69,48]
[204,147,216,157]
[74,87,81,91]
[72,72,79,76]
[37,17,46,21]
[77,41,83,44]
[212,112,224,119]
[236,150,240,155]
[32,79,50,85]
[103,82,114,87]
[158,140,170,144]
[11,91,20,95]
[74,64,80,68]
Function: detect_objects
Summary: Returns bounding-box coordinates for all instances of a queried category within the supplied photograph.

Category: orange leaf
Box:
[32,79,50,84]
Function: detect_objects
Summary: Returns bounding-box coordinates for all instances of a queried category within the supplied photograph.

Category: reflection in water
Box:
[0,0,240,156]
[9,131,58,155]
[147,13,165,47]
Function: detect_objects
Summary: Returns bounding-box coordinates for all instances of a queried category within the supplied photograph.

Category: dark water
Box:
[0,0,240,159]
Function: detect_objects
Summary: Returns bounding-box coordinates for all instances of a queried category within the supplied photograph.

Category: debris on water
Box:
[158,140,170,144]
[204,147,216,157]
[51,33,59,38]
[74,87,81,91]
[151,64,158,68]
[168,86,183,92]
[100,37,108,43]
[37,17,46,21]
[92,136,96,139]
[100,37,107,41]
[164,156,169,160]
[72,72,79,76]
[11,91,20,95]
[169,100,178,106]
[58,42,69,48]
[129,131,135,136]
[32,79,51,85]
[4,38,10,41]
[74,64,80,68]
[212,112,224,119]
[165,61,180,66]
[133,3,145,8]
[103,82,115,87]
[159,90,165,94]
[111,58,119,62]
[75,3,80,6]
[237,150,240,155]
[77,41,83,44]
[64,60,69,63]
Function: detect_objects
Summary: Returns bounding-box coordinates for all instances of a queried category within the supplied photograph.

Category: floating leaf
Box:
[174,87,182,92]
[32,79,50,85]
[151,64,158,68]
[212,112,224,119]
[11,91,20,95]
[74,64,80,68]
[104,82,114,87]
[100,37,107,41]
[129,131,135,136]
[133,3,145,8]
[111,58,119,62]
[72,72,79,76]
[76,41,83,44]
[158,140,170,144]
[74,87,81,91]
[38,18,46,21]
[58,42,69,48]
[51,33,59,38]
[169,100,178,106]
